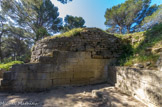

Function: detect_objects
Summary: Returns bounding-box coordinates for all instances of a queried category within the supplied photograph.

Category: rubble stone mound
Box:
[31,28,122,63]
[1,28,123,92]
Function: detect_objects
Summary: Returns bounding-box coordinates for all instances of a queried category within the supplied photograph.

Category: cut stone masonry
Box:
[1,28,123,92]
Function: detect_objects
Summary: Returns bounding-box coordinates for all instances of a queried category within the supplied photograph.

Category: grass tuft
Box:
[0,61,24,71]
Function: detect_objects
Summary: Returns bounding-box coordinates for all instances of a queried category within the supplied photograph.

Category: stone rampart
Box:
[1,28,123,91]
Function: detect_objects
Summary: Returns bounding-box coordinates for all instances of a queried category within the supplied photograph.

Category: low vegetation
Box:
[116,23,162,69]
[44,28,84,40]
[0,61,24,71]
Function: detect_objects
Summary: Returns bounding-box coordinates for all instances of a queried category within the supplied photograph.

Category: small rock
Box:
[92,90,103,98]
[146,62,151,66]
[83,91,86,94]
[134,63,144,68]
[78,97,82,99]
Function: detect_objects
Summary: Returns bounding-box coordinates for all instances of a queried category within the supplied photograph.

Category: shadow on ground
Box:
[0,83,146,107]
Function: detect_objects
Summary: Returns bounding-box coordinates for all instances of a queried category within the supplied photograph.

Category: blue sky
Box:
[51,0,162,30]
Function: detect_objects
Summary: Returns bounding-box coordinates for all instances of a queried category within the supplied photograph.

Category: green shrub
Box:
[116,23,162,67]
[0,61,24,71]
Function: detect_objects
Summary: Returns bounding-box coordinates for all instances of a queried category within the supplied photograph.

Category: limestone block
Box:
[86,45,94,51]
[50,71,67,79]
[64,65,74,72]
[90,78,105,85]
[70,78,90,85]
[39,56,54,64]
[79,52,91,59]
[73,71,94,79]
[65,71,74,79]
[24,79,52,90]
[66,58,79,63]
[3,71,15,80]
[53,64,66,72]
[50,72,60,79]
[1,79,13,86]
[52,79,70,86]
[73,65,85,72]
[92,55,103,59]
[37,64,54,72]
[0,69,5,78]
[16,72,51,80]
[11,64,29,72]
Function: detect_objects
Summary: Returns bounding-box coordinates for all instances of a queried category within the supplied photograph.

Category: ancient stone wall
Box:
[1,28,123,91]
[107,66,162,107]
[31,28,122,63]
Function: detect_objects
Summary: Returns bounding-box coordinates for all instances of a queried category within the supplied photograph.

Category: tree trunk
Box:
[127,29,130,33]
[0,35,3,62]
[119,26,122,34]
[127,26,130,33]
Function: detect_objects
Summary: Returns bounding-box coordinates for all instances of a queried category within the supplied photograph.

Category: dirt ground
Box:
[0,83,146,107]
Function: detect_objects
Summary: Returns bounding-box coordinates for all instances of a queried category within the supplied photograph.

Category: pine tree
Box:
[2,0,63,41]
[62,15,86,32]
[141,4,162,30]
[104,0,156,34]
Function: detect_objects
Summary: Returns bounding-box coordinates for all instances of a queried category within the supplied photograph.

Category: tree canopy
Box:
[104,0,157,34]
[141,4,162,30]
[1,0,62,41]
[62,15,86,32]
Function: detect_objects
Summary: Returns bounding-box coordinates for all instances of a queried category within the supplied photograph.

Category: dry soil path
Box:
[0,84,146,107]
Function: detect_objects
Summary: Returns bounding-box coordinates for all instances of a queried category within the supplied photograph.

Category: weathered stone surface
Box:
[1,28,123,92]
[0,69,5,78]
[31,28,123,62]
[107,66,162,107]
[156,54,162,71]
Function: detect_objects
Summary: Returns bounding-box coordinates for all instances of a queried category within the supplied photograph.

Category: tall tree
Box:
[2,37,30,62]
[141,4,162,30]
[0,11,8,62]
[2,0,62,42]
[104,0,155,34]
[62,15,85,32]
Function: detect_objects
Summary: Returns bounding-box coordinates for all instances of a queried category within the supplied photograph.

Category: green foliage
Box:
[36,26,50,41]
[1,0,62,42]
[0,61,23,71]
[2,37,31,63]
[104,0,156,34]
[45,28,84,40]
[142,4,162,30]
[117,40,134,66]
[118,23,162,67]
[62,15,86,32]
